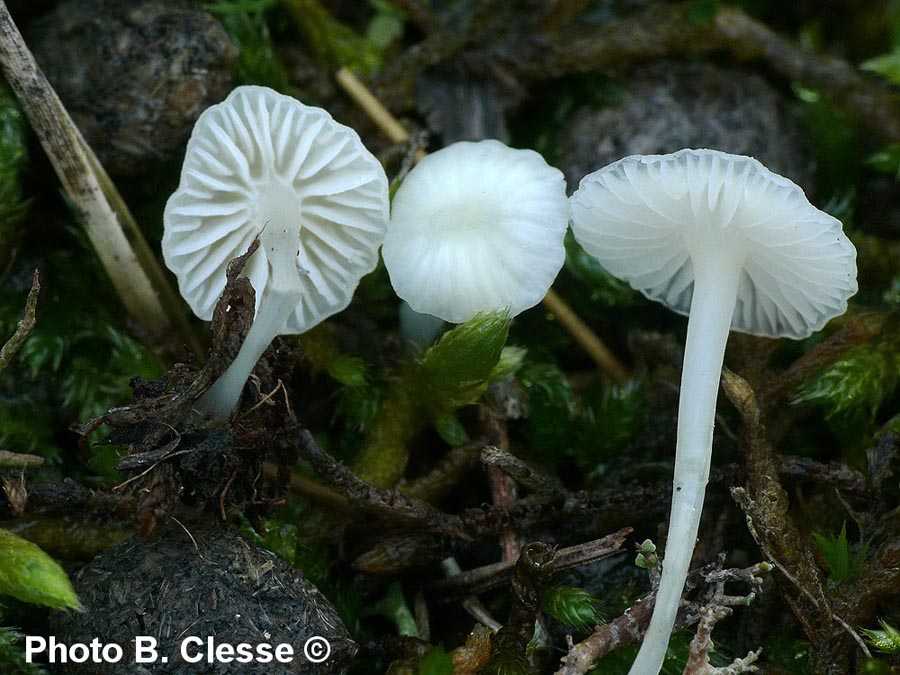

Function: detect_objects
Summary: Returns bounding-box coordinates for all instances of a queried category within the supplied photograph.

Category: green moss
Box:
[352,312,510,487]
[518,361,575,456]
[541,585,602,629]
[0,254,163,465]
[812,521,869,586]
[576,380,644,467]
[209,0,293,92]
[0,85,29,267]
[863,620,900,655]
[281,0,385,75]
[793,338,899,421]
[0,627,45,674]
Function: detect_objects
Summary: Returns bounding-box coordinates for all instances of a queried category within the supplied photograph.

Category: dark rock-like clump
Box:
[51,521,355,674]
[27,0,236,175]
[557,60,816,193]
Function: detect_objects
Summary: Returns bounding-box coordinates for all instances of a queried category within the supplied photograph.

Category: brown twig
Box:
[556,560,770,675]
[399,441,482,503]
[440,557,503,632]
[0,450,43,469]
[0,269,38,373]
[479,404,520,563]
[480,542,557,673]
[430,528,631,599]
[295,427,464,538]
[537,3,900,145]
[335,67,427,157]
[723,370,873,667]
[480,445,560,496]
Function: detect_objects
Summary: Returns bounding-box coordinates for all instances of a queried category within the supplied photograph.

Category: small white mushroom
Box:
[382,139,569,323]
[569,148,857,675]
[163,85,389,420]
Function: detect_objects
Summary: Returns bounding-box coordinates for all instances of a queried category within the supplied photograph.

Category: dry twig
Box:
[430,529,632,599]
[556,559,771,675]
[0,269,38,373]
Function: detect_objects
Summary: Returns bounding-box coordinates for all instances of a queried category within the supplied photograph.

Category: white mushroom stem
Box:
[628,250,743,675]
[196,226,303,421]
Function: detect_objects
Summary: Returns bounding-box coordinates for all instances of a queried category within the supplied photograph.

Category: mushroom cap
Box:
[382,139,569,323]
[163,85,389,333]
[570,148,857,338]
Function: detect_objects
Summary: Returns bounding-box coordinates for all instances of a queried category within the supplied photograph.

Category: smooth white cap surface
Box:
[382,139,569,323]
[570,148,857,338]
[163,85,389,333]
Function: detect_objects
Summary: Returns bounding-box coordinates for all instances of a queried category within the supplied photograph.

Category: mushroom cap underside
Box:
[163,85,389,333]
[382,139,569,324]
[570,148,858,338]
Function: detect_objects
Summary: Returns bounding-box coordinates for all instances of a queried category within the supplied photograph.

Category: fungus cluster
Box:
[163,86,858,675]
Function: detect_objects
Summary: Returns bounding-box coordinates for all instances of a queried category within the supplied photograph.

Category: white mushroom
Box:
[569,148,857,675]
[163,85,389,420]
[382,139,569,323]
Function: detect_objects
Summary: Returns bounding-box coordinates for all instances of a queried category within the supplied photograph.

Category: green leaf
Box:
[335,383,380,431]
[793,86,863,192]
[416,310,510,412]
[366,581,418,638]
[492,346,527,381]
[365,0,406,49]
[418,647,454,675]
[812,521,868,585]
[432,412,469,446]
[541,585,602,629]
[867,144,900,180]
[328,355,369,388]
[60,325,164,421]
[0,529,81,610]
[861,50,900,85]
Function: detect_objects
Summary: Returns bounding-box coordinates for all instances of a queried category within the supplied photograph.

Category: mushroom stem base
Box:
[196,288,300,422]
[627,255,742,675]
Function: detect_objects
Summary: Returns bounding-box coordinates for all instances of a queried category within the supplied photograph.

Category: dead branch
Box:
[0,269,38,374]
[430,529,632,599]
[295,427,465,539]
[556,559,771,675]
